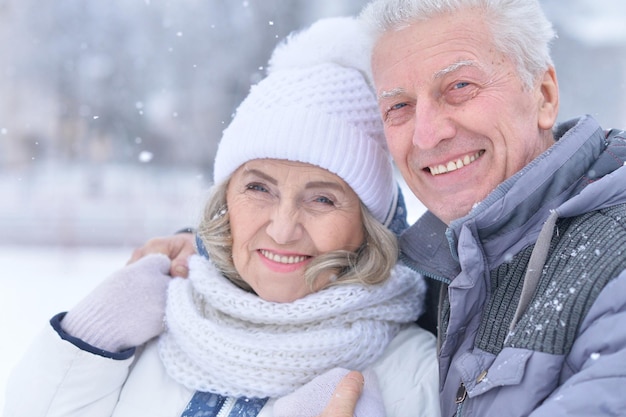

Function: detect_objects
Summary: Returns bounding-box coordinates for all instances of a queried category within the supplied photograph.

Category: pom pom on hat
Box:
[267,16,375,85]
[213,16,397,226]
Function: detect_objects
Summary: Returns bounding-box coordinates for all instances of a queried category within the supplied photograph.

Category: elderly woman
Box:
[4,17,439,417]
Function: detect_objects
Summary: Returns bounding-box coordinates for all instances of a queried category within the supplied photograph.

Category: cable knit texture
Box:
[159,255,426,398]
[212,17,397,226]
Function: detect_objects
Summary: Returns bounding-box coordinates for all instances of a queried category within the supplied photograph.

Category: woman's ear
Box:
[537,66,559,131]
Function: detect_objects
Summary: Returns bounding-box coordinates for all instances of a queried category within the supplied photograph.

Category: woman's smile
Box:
[256,248,312,274]
[227,159,364,302]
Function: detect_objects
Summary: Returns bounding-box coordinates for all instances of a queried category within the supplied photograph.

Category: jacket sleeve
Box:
[528,269,626,416]
[3,314,135,417]
[371,325,441,417]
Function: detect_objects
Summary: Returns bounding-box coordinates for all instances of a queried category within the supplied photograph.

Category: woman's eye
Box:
[314,196,335,206]
[246,183,268,193]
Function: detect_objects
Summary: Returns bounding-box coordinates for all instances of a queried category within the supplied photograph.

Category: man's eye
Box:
[390,102,407,111]
[445,81,479,105]
[383,101,413,126]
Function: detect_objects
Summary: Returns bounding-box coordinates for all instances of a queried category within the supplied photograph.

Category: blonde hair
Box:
[197,180,399,293]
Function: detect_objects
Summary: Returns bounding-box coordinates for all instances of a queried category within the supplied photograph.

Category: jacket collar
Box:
[400,115,615,281]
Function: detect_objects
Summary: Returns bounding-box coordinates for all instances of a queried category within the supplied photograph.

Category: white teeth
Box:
[260,249,308,264]
[428,151,483,176]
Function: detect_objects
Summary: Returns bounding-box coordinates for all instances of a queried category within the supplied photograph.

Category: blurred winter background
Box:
[1,0,625,410]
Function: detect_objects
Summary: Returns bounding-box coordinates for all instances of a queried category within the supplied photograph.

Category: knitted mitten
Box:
[61,254,172,352]
[273,368,385,417]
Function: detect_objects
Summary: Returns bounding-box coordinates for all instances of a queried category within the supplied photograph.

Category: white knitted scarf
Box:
[159,255,426,399]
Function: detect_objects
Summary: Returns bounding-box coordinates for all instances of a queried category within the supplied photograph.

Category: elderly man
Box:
[323,0,626,416]
[132,0,626,415]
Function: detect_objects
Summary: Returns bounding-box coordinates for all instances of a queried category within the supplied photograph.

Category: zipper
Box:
[400,251,452,353]
[216,397,236,417]
[455,382,467,416]
[399,251,451,284]
[400,251,454,359]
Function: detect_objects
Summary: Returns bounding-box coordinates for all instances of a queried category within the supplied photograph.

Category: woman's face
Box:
[226,159,364,303]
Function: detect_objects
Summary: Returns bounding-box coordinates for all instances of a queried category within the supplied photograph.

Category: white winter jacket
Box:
[4,321,439,417]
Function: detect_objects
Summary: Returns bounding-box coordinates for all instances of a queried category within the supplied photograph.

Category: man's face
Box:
[372,9,558,224]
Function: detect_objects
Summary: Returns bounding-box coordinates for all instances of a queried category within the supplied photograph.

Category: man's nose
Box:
[412,98,456,149]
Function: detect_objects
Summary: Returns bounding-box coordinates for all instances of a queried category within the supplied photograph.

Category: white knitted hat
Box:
[213,16,398,226]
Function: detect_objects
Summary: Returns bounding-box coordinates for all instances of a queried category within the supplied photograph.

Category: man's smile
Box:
[427,150,485,175]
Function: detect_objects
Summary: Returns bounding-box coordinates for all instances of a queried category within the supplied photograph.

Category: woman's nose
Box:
[265,202,303,245]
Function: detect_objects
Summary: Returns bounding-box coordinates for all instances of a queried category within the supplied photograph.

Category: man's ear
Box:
[537,66,559,131]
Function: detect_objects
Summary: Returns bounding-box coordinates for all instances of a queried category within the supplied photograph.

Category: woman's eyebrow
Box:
[241,168,278,185]
[305,181,345,192]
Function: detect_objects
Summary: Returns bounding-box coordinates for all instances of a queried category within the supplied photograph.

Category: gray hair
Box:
[197,180,399,294]
[360,0,556,88]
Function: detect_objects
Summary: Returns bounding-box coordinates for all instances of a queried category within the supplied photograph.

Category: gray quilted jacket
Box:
[399,115,626,417]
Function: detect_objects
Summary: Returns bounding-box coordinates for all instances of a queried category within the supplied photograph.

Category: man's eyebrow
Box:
[377,60,478,101]
[378,87,406,101]
[434,60,477,79]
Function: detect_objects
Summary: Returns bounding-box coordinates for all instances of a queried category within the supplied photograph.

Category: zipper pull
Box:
[455,382,467,404]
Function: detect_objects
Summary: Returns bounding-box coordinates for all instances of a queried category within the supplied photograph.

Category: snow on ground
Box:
[0,245,132,411]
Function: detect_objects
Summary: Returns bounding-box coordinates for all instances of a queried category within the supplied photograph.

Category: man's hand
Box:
[127,232,196,277]
[319,371,364,417]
